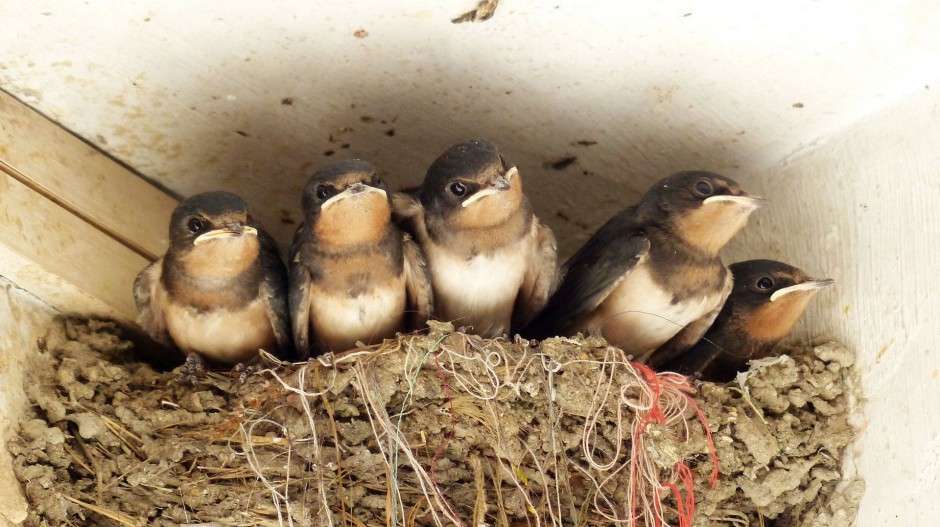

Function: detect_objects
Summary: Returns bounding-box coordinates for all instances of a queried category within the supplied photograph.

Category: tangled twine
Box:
[236,324,718,527]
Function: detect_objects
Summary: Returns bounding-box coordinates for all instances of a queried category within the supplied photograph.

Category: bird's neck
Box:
[670,205,751,257]
[646,228,730,303]
[741,294,814,344]
[314,197,393,249]
[162,239,264,310]
[307,222,401,261]
[427,203,533,257]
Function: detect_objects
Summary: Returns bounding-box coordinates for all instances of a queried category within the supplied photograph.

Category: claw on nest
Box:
[234,362,259,384]
[177,352,206,386]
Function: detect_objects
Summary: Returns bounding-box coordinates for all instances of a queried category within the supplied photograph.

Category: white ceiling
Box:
[2,0,939,254]
[5,3,940,524]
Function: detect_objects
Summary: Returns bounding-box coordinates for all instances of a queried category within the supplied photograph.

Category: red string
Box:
[631,363,668,526]
[666,463,696,527]
[423,354,719,527]
[635,362,667,423]
[685,392,720,488]
[657,372,720,487]
[629,364,721,527]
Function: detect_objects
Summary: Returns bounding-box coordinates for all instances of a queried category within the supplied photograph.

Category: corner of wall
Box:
[0,277,60,526]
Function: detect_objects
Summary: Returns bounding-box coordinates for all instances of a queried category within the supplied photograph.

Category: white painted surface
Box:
[1,1,939,524]
[0,279,58,526]
[3,1,940,253]
[726,88,940,523]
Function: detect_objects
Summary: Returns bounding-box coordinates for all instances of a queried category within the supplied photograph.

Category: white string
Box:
[237,332,709,527]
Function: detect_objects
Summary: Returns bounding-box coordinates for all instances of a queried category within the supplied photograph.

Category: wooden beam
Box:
[0,174,150,320]
[0,89,177,261]
[0,91,178,321]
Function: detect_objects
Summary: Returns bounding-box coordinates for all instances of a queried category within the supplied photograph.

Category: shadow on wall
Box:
[155,39,769,258]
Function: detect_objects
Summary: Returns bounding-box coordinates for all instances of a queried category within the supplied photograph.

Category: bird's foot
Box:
[233,362,259,384]
[177,352,206,386]
[683,370,706,389]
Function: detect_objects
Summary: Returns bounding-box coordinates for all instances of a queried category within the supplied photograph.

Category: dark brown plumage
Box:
[654,259,834,381]
[519,171,765,363]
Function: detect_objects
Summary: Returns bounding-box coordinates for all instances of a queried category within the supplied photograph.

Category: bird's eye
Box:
[756,276,775,290]
[187,217,204,233]
[315,185,333,200]
[693,180,714,196]
[449,182,467,196]
[371,174,383,187]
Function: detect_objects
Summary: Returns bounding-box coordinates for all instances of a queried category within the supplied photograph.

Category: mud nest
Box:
[10,319,864,527]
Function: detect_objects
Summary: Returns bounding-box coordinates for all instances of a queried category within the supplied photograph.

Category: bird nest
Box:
[10,319,864,527]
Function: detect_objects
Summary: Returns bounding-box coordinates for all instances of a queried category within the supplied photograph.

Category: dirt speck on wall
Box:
[9,319,863,526]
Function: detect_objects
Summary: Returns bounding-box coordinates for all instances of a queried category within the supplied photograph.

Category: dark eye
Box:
[693,180,714,196]
[187,217,204,233]
[449,181,467,196]
[371,174,383,187]
[756,276,775,291]
[315,185,333,200]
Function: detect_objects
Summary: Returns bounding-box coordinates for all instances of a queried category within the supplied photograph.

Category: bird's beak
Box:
[770,278,835,302]
[497,166,517,189]
[703,194,769,210]
[461,166,518,208]
[193,224,258,245]
[322,182,387,210]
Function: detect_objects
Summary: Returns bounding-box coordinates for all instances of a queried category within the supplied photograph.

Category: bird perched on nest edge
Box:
[289,159,433,357]
[133,191,294,382]
[393,139,558,338]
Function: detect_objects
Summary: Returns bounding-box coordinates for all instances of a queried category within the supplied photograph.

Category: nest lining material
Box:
[11,319,864,527]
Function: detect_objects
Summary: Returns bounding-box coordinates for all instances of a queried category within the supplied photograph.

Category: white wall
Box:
[1,1,939,524]
[0,279,58,526]
[2,1,940,254]
[726,87,940,524]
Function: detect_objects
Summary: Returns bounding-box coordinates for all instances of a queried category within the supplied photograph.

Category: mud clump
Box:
[9,319,863,526]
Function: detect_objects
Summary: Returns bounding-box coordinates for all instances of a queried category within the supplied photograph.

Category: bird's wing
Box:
[402,233,434,331]
[391,191,429,242]
[518,209,649,340]
[656,301,735,378]
[133,258,174,348]
[511,219,559,332]
[288,226,315,359]
[650,271,733,367]
[257,228,296,360]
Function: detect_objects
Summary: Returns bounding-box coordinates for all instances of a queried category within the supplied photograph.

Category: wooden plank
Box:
[0,173,149,321]
[0,89,177,261]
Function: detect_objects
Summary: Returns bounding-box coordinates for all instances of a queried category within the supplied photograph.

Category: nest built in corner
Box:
[11,319,863,527]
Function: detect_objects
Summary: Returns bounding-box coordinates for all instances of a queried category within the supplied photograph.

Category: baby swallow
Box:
[394,139,557,338]
[289,160,433,356]
[655,259,834,381]
[519,171,765,363]
[133,191,294,376]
